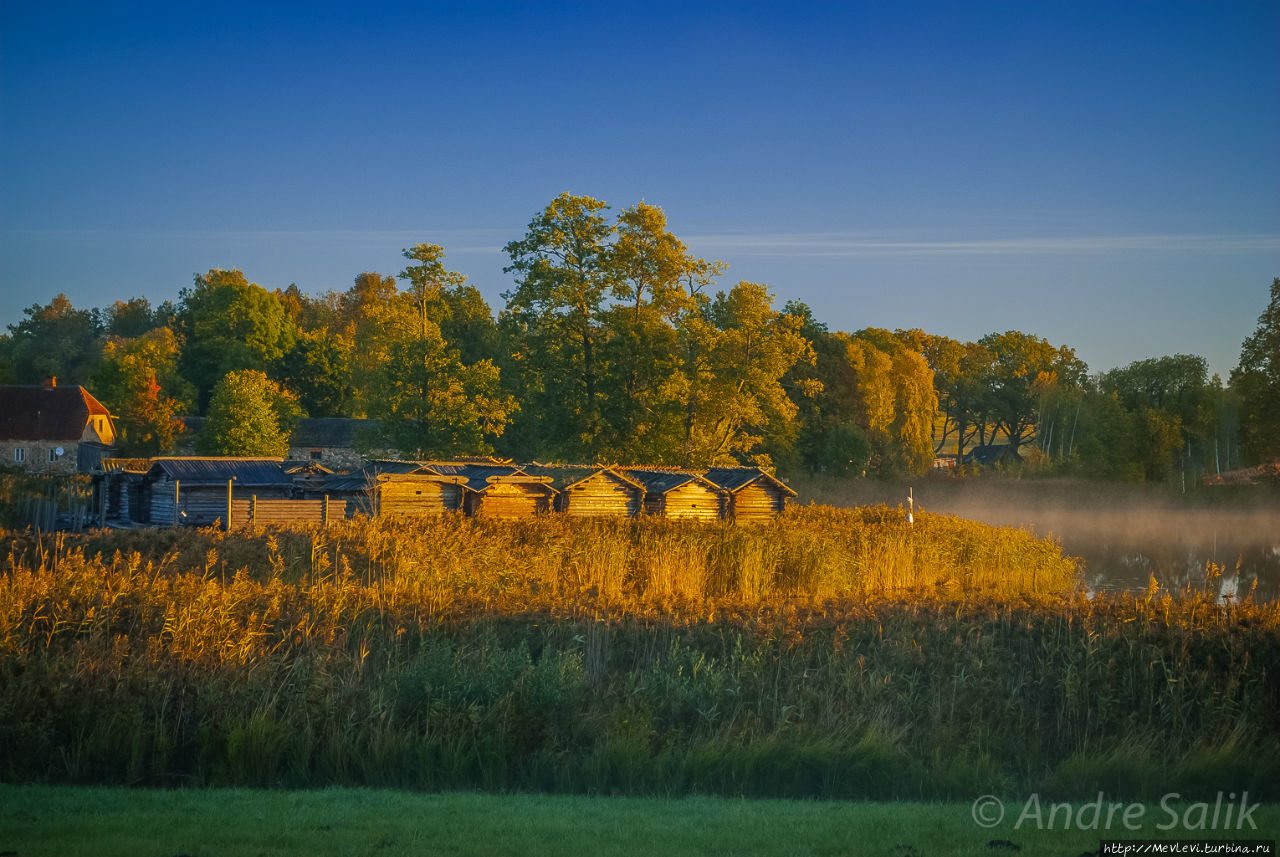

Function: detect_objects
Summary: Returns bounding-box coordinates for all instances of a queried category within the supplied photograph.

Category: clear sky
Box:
[2,1,1277,378]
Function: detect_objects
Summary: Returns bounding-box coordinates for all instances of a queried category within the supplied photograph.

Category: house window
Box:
[310,450,323,460]
[14,448,25,463]
[49,449,58,462]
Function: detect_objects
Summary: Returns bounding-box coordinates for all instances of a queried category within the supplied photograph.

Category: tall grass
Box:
[1,507,1276,799]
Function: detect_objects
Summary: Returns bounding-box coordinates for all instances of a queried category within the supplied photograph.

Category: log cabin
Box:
[423,462,557,518]
[701,466,797,523]
[141,457,294,527]
[624,469,726,521]
[522,464,646,517]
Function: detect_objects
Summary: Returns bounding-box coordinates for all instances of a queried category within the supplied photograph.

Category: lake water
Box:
[797,477,1280,602]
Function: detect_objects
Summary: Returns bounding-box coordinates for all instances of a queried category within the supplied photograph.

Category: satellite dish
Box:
[54,447,65,457]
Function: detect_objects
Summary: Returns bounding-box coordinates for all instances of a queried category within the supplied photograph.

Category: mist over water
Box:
[796,477,1280,601]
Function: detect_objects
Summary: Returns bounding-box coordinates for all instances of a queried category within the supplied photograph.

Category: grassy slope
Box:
[2,786,1276,857]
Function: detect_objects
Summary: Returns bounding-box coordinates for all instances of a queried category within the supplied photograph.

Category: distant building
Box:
[0,382,116,473]
[179,416,380,470]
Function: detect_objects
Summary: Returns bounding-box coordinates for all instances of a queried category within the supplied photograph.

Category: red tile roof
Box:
[0,385,112,441]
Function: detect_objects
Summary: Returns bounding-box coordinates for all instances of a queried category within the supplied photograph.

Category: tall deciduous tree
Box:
[92,327,193,456]
[1232,278,1280,464]
[503,193,616,457]
[0,294,104,385]
[356,248,516,458]
[672,282,815,466]
[179,269,295,410]
[978,331,1086,457]
[196,370,301,457]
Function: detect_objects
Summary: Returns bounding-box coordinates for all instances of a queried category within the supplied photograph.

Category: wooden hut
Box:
[284,460,334,496]
[701,467,797,523]
[92,457,151,525]
[142,457,293,527]
[373,472,468,517]
[523,464,646,518]
[625,469,726,521]
[425,462,557,518]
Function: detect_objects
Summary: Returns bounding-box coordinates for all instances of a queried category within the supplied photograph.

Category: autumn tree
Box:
[355,248,516,458]
[196,370,301,457]
[978,331,1086,457]
[92,327,193,456]
[671,282,816,467]
[1232,278,1280,463]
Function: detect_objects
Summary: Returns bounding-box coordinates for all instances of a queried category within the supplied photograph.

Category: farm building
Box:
[625,469,726,521]
[425,462,557,518]
[284,460,334,495]
[0,383,117,474]
[522,464,646,517]
[92,458,151,524]
[701,467,796,523]
[373,471,468,517]
[141,457,295,527]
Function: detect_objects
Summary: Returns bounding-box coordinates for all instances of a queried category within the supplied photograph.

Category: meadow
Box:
[1,504,1276,802]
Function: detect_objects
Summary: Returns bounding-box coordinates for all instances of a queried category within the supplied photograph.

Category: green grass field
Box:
[1,786,1276,857]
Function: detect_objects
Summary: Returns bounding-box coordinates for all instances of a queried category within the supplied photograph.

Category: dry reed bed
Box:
[1,506,1276,798]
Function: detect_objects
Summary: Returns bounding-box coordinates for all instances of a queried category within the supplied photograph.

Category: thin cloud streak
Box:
[684,232,1280,257]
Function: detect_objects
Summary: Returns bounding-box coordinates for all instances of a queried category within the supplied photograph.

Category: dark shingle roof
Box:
[423,462,530,492]
[0,385,112,441]
[702,467,798,497]
[145,457,292,487]
[289,418,377,448]
[523,464,645,492]
[624,468,721,496]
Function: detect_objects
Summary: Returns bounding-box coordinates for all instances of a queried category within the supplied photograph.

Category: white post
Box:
[907,486,914,525]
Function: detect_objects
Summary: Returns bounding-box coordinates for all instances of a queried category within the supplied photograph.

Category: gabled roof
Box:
[0,385,112,441]
[283,460,334,475]
[522,464,646,493]
[624,468,724,496]
[362,459,435,475]
[95,457,152,474]
[421,462,545,493]
[144,457,292,487]
[702,466,798,497]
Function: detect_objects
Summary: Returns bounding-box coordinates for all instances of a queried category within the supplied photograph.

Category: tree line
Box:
[2,193,1277,481]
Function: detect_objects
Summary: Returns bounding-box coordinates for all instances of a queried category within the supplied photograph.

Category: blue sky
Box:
[2,1,1277,378]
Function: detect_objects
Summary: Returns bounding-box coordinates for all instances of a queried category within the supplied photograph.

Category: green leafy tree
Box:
[353,249,516,457]
[671,282,815,466]
[196,370,301,457]
[1232,277,1280,463]
[105,297,160,339]
[977,331,1086,457]
[362,327,516,459]
[278,330,354,418]
[179,269,295,410]
[0,294,104,385]
[503,193,616,457]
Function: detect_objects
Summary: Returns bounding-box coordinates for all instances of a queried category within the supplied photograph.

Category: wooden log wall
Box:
[729,483,788,523]
[466,483,551,518]
[559,473,642,517]
[377,481,462,517]
[648,482,724,521]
